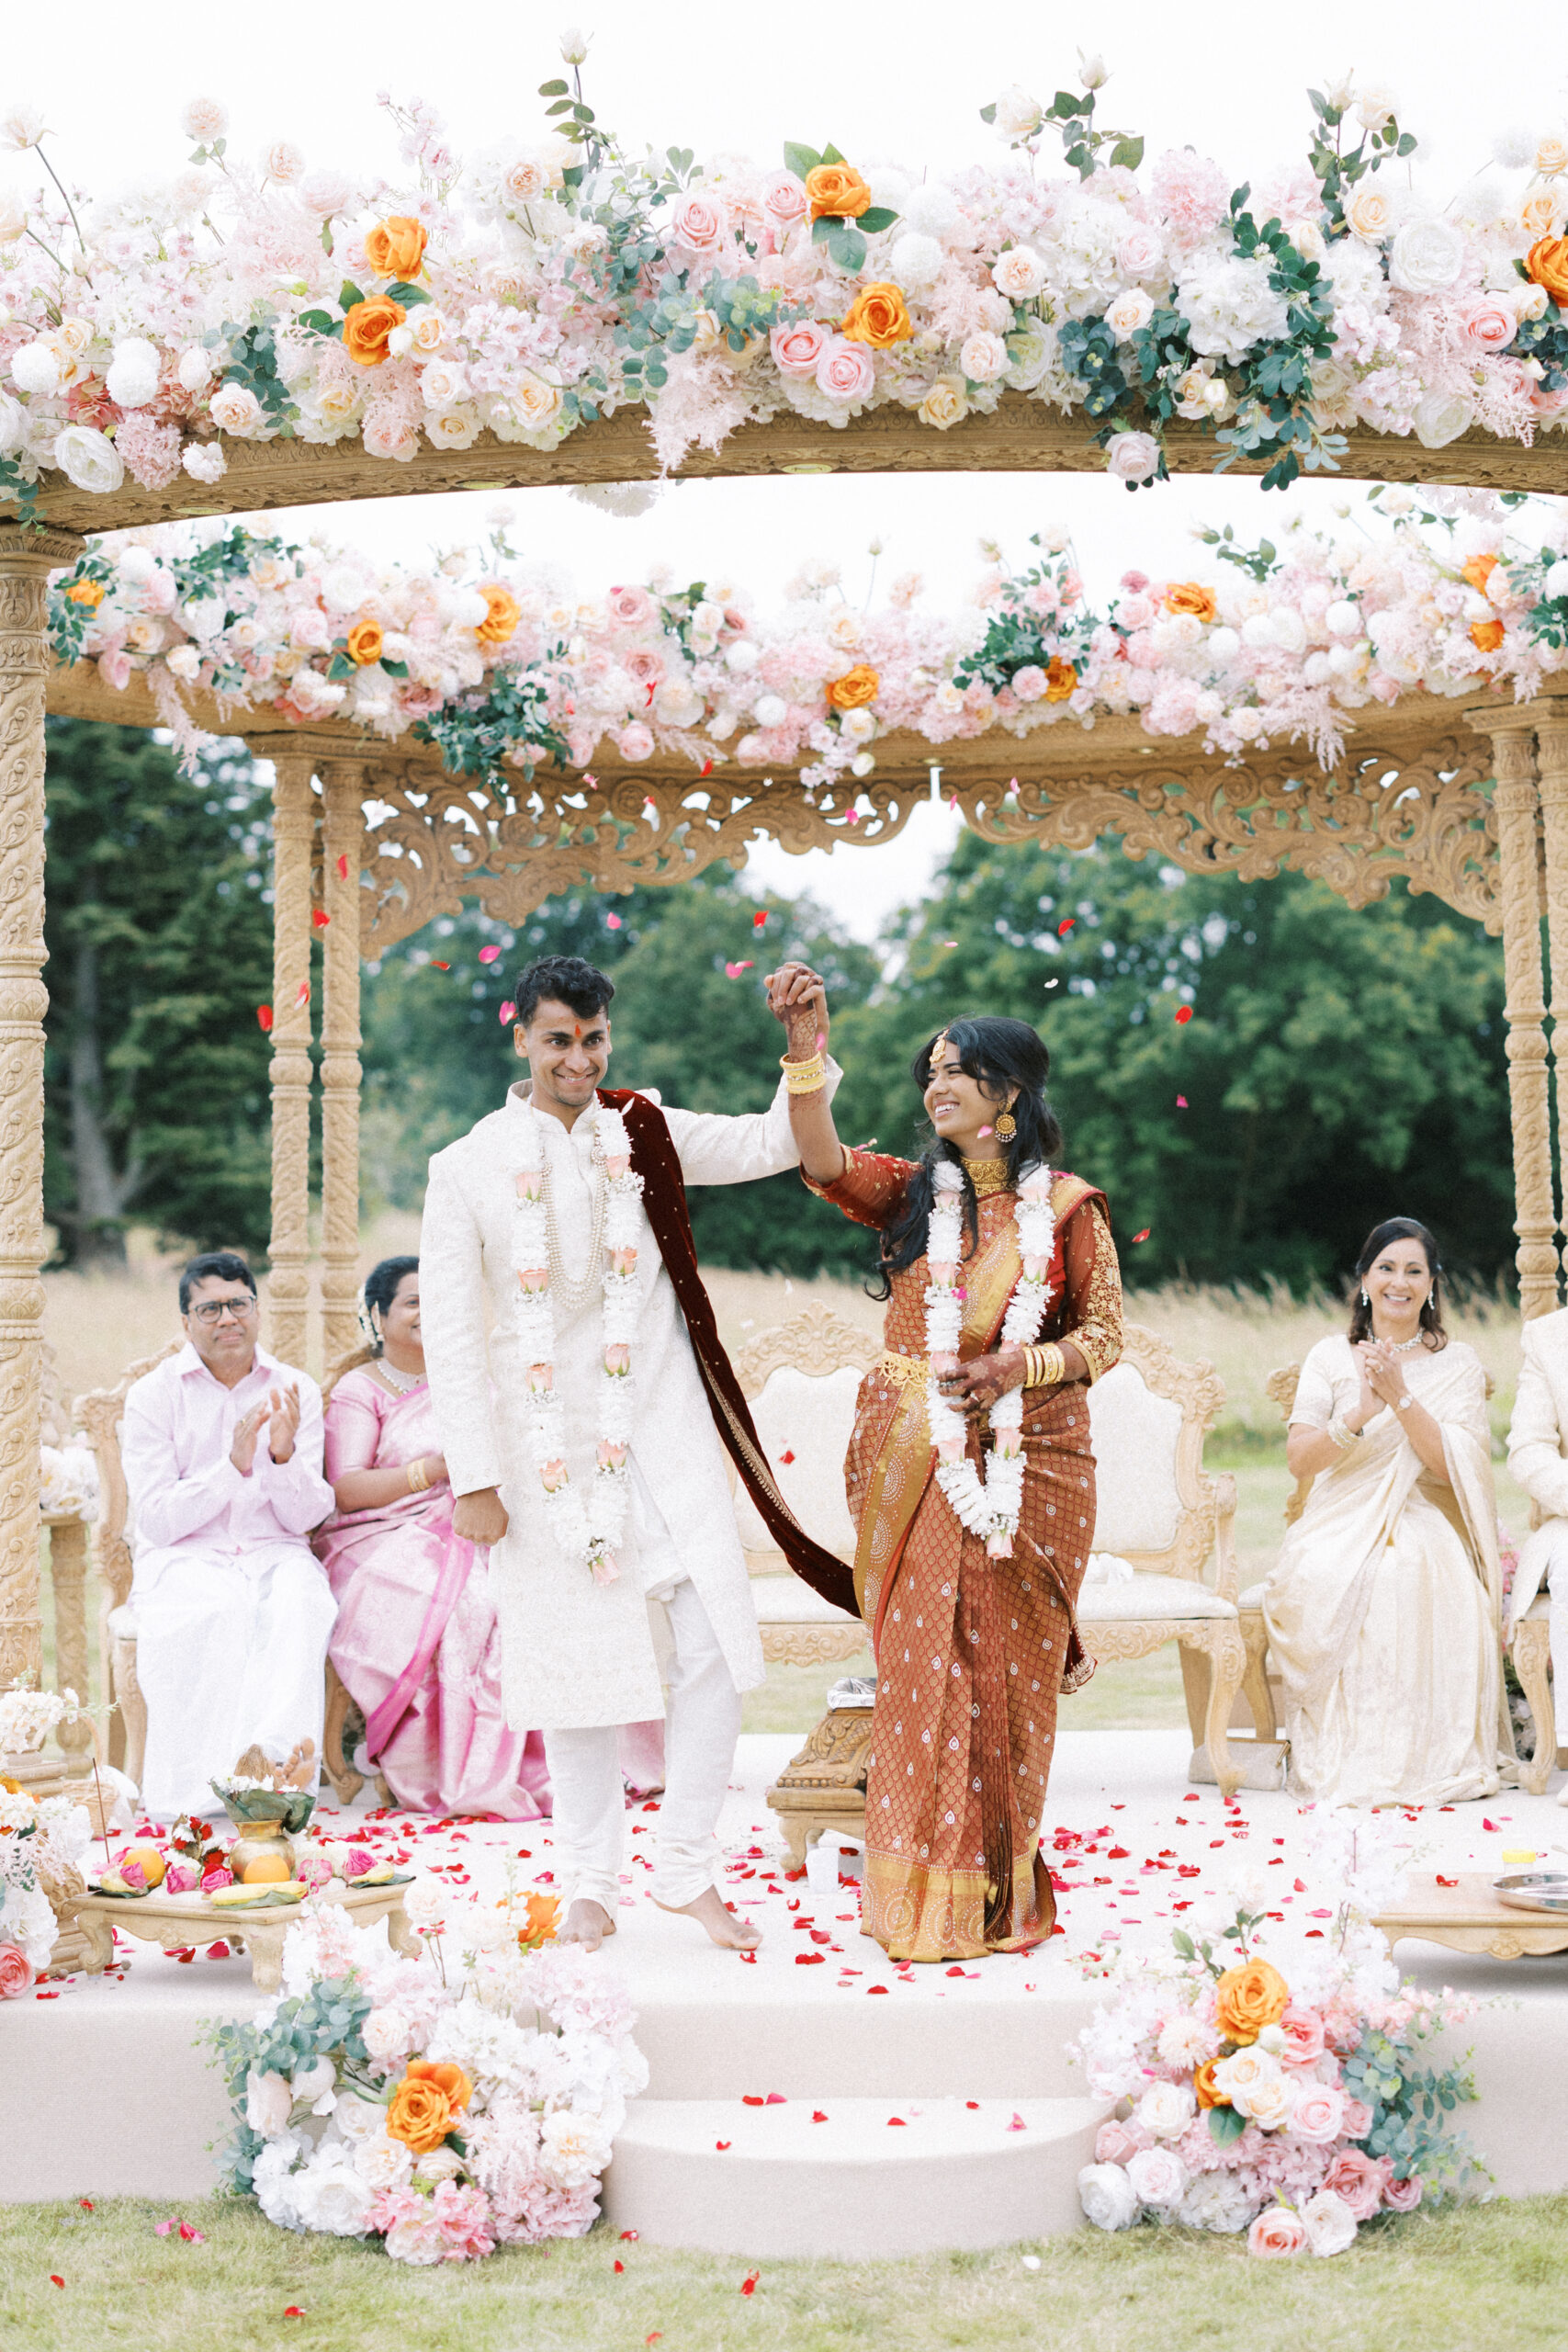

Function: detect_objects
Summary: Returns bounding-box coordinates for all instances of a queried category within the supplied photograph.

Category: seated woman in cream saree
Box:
[1263,1216,1512,1809]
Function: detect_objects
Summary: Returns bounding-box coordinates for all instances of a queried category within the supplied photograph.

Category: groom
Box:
[420,953,854,1948]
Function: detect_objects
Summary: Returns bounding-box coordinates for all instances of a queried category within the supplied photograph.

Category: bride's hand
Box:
[938,1347,1027,1414]
[764,960,829,1060]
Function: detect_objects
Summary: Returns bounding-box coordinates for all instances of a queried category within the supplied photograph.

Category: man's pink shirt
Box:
[123,1340,335,1564]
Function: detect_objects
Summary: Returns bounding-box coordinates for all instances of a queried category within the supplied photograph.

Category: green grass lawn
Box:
[6,2193,1568,2352]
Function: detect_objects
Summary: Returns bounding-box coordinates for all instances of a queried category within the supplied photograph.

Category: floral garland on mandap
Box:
[42,486,1568,793]
[212,1882,646,2258]
[1071,1814,1480,2256]
[511,1100,642,1583]
[926,1159,1055,1555]
[6,58,1568,508]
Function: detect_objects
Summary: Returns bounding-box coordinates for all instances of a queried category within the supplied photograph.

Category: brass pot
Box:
[227,1819,298,1883]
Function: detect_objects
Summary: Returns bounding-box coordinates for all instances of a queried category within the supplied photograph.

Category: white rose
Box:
[1387,218,1466,294]
[182,443,226,483]
[245,2069,294,2140]
[992,245,1048,300]
[1105,430,1160,482]
[331,2095,386,2143]
[209,382,265,437]
[991,86,1043,141]
[839,706,876,743]
[420,356,470,410]
[290,2056,338,2116]
[1300,2188,1359,2258]
[1135,2079,1197,2143]
[1353,85,1399,133]
[851,751,876,778]
[960,331,1010,382]
[11,342,61,398]
[0,392,24,454]
[293,2157,376,2237]
[263,141,305,186]
[57,318,90,357]
[1,103,46,151]
[1240,2073,1294,2132]
[0,191,26,243]
[1125,2146,1189,2211]
[891,232,944,288]
[164,643,201,681]
[558,24,589,61]
[176,346,214,392]
[1544,559,1568,602]
[106,338,162,410]
[51,425,124,493]
[353,2129,414,2188]
[181,97,229,143]
[1077,50,1109,89]
[1413,389,1472,448]
[1516,283,1551,323]
[299,168,356,218]
[1105,288,1155,341]
[1078,2161,1140,2231]
[413,2147,467,2184]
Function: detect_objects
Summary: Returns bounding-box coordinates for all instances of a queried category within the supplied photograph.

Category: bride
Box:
[1263,1216,1512,1807]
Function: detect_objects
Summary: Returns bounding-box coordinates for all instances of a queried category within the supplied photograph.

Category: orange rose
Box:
[385,2059,473,2154]
[827,663,880,711]
[519,1893,560,1949]
[1470,617,1506,652]
[1213,1959,1290,2045]
[1164,582,1217,624]
[365,215,429,281]
[1043,657,1077,702]
[343,296,407,368]
[840,283,912,349]
[476,586,521,645]
[806,164,872,221]
[345,619,384,667]
[66,578,106,609]
[1526,235,1568,308]
[1194,2058,1229,2110]
[1461,554,1497,594]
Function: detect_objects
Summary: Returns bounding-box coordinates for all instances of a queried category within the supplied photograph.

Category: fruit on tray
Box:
[209,1882,307,1908]
[118,1842,166,1888]
[237,1849,293,1884]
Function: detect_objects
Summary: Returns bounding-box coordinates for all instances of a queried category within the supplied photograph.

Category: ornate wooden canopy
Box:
[22,396,1568,537]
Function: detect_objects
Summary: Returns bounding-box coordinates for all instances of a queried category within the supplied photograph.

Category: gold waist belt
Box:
[877,1349,929,1389]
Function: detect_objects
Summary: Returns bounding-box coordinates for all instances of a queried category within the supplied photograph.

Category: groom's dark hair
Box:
[513,954,616,1029]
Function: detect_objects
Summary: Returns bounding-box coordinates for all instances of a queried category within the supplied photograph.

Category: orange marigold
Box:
[343,296,407,368]
[840,284,912,348]
[827,663,880,711]
[66,578,106,609]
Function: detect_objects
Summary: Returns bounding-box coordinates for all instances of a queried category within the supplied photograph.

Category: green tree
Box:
[828,832,1511,1290]
[43,719,276,1268]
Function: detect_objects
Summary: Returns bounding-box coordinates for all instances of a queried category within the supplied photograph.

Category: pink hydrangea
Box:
[1149,150,1230,245]
[432,2179,495,2261]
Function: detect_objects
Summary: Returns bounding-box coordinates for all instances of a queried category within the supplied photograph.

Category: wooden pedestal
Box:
[54,1879,422,1991]
[765,1707,873,1869]
[1371,1872,1568,1962]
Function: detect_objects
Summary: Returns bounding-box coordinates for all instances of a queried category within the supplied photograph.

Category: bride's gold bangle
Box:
[782,1049,828,1095]
[1025,1342,1066,1389]
[407,1456,431,1493]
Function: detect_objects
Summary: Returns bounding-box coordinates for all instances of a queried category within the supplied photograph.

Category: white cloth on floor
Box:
[123,1341,336,1816]
[546,1576,741,1914]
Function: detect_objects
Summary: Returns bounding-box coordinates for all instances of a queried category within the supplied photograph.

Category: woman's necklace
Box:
[1377,1330,1425,1353]
[376,1359,426,1394]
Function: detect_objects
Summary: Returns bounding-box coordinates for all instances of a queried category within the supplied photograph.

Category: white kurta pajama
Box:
[420,1074,831,1914]
[123,1344,337,1820]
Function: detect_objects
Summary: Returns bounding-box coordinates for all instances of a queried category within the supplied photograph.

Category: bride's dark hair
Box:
[869,1016,1064,1299]
[1346,1216,1447,1351]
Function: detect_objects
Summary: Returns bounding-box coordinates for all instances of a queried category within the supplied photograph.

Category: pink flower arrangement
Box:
[0,1943,35,1997]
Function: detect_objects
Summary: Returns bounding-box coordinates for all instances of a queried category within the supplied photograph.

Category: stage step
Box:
[602,2094,1110,2257]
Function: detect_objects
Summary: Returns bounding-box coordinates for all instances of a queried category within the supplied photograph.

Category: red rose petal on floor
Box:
[867,1984,889,1994]
[614,2260,625,2273]
[1293,1880,1307,1894]
[284,2310,306,2320]
[1437,1876,1459,1888]
[1483,1818,1502,1832]
[779,1449,795,1464]
[1008,2113,1027,2132]
[795,1951,826,1965]
[965,2101,980,2110]
[742,2095,764,2106]
[50,2276,64,2288]
[648,2335,663,2345]
[700,759,713,777]
[812,2111,829,2123]
[765,2094,787,2105]
[740,2273,760,2295]
[738,1951,758,1964]
[204,1941,231,1959]
[716,2141,731,2152]
[78,2201,93,2212]
[887,2116,908,2127]
[620,2231,639,2241]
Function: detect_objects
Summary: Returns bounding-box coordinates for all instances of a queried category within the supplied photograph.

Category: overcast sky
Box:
[4,0,1551,934]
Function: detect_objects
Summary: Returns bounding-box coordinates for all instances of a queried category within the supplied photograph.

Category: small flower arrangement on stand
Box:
[210,1878,643,2257]
[1071,1816,1481,2255]
[0,1773,94,1993]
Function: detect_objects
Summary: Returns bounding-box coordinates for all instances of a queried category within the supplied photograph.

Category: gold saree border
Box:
[862,1849,1055,1963]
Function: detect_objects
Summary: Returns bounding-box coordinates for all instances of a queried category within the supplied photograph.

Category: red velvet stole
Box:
[599,1087,859,1620]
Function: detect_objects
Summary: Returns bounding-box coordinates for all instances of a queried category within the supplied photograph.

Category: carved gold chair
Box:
[75,1343,362,1804]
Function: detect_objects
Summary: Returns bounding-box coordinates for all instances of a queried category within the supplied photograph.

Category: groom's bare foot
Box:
[656,1885,762,1950]
[558,1898,615,1951]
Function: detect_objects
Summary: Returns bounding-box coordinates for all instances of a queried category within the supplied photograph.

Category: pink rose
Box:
[1010,664,1047,702]
[771,320,832,379]
[297,1854,334,1891]
[1338,2097,1373,2141]
[597,1439,628,1471]
[1278,2006,1327,2067]
[609,1246,637,1276]
[361,412,421,462]
[118,1859,148,1893]
[815,338,876,403]
[668,192,728,255]
[604,1153,631,1181]
[617,722,654,761]
[526,1363,554,1395]
[1121,570,1151,594]
[764,174,808,229]
[1093,2119,1144,2165]
[1289,2086,1345,2145]
[1321,2149,1388,2222]
[97,648,132,692]
[622,646,665,686]
[604,1343,631,1375]
[0,1944,36,1998]
[514,1169,545,1202]
[163,1860,199,1894]
[340,1847,376,1881]
[1382,2176,1422,2212]
[290,607,332,650]
[1247,2206,1306,2258]
[517,1267,549,1295]
[1460,298,1517,351]
[200,1866,233,1893]
[539,1459,570,1494]
[1117,224,1167,279]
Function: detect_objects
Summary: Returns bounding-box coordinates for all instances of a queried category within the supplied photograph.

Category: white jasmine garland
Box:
[512,1102,642,1583]
[925,1159,1055,1556]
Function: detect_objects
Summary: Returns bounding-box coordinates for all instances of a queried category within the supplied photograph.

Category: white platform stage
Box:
[10,1730,1568,2255]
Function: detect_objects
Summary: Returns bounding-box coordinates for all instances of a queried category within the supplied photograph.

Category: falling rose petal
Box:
[499,1001,517,1025]
[716,2141,731,2151]
[1176,1096,1188,1109]
[779,1449,795,1464]
[846,809,860,824]
[1043,978,1059,989]
[606,913,623,930]
[311,908,330,931]
[725,960,755,978]
[1175,1005,1193,1024]
[753,910,767,930]
[336,853,349,880]
[1132,1229,1151,1243]
[976,1125,994,1139]
[294,981,311,1005]
[431,961,451,971]
[255,1005,274,1032]
[815,1031,826,1050]
[643,798,657,818]
[1057,918,1075,935]
[478,944,502,964]
[700,759,714,777]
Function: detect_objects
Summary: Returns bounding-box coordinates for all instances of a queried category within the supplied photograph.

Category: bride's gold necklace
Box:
[962,1154,1010,1198]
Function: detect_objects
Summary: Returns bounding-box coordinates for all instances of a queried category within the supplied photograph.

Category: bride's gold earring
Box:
[994,1102,1017,1142]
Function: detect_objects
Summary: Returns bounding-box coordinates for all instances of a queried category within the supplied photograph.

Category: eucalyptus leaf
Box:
[783,142,821,180]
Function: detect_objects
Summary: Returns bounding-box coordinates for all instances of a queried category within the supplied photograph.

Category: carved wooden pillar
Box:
[45,1519,92,1774]
[0,523,81,1689]
[1471,713,1559,1317]
[267,752,319,1372]
[1534,715,1568,1294]
[320,763,367,1367]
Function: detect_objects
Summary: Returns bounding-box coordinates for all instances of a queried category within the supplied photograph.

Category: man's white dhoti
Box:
[1506,1306,1568,1697]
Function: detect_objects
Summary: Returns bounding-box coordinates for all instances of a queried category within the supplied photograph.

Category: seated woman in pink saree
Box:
[314,1256,553,1819]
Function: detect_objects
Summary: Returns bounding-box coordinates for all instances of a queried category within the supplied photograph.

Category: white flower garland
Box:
[925,1160,1056,1558]
[511,1102,643,1584]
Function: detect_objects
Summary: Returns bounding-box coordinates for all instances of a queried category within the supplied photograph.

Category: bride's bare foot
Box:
[558,1898,615,1951]
[655,1885,762,1950]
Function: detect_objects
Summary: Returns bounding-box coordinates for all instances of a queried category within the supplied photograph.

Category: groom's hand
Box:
[455,1486,509,1545]
[765,960,829,1060]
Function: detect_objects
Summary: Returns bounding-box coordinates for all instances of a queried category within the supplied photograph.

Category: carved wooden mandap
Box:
[5,413,1568,1690]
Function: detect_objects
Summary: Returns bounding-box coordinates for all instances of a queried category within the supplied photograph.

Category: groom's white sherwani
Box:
[1506,1307,1568,1680]
[419,1076,819,1733]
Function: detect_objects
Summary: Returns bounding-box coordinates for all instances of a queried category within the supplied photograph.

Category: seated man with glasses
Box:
[122,1251,337,1817]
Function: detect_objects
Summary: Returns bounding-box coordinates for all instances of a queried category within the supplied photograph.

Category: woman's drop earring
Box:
[1359,1289,1370,1306]
[994,1105,1017,1142]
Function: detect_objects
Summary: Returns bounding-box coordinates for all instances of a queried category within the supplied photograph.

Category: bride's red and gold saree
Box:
[806,1148,1122,1962]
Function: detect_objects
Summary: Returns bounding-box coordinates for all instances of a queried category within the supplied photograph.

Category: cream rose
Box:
[512,372,564,434]
[425,406,480,449]
[1344,184,1396,243]
[1135,2079,1197,2142]
[1077,2162,1139,2231]
[1300,2188,1359,2258]
[420,356,470,410]
[960,331,1010,381]
[991,244,1048,300]
[209,382,265,437]
[991,85,1043,142]
[918,376,968,429]
[1105,288,1155,341]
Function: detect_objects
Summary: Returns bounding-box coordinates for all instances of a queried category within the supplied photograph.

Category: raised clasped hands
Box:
[1354,1340,1406,1416]
[764,959,829,1060]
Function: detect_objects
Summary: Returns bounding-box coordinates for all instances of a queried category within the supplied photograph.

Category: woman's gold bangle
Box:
[407,1456,431,1494]
[1025,1343,1066,1390]
[782,1049,828,1095]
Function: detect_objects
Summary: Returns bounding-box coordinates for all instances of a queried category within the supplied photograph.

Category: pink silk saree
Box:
[314,1366,552,1820]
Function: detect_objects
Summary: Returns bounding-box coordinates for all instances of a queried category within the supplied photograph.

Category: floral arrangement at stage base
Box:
[210,1883,645,2258]
[0,1770,94,1993]
[1071,1812,1480,2256]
